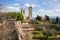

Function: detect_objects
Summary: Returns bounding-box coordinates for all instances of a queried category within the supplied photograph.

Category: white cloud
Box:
[2,3,21,12]
[14,3,19,6]
[43,2,46,5]
[10,3,21,8]
[24,3,36,8]
[33,9,60,17]
[54,3,60,9]
[53,0,58,2]
[6,6,20,12]
[25,3,30,7]
[13,3,20,7]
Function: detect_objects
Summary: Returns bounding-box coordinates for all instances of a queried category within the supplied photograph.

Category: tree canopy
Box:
[36,15,42,21]
[56,16,59,23]
[44,15,50,21]
[9,12,24,21]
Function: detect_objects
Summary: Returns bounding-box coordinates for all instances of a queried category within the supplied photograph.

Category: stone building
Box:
[0,13,23,40]
[21,8,25,19]
[0,6,33,40]
[21,23,34,40]
[28,6,32,20]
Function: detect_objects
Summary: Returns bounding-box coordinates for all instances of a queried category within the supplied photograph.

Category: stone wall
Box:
[0,13,19,40]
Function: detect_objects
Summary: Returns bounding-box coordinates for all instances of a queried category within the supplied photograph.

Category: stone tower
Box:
[21,8,25,19]
[28,6,32,20]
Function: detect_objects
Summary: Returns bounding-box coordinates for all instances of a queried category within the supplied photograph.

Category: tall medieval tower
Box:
[21,8,25,19]
[28,6,32,20]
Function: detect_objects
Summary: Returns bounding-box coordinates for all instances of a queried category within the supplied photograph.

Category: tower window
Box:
[0,21,3,23]
[1,21,3,23]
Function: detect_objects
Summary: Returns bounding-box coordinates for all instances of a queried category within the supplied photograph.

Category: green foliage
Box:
[16,13,24,21]
[56,16,59,23]
[44,15,50,21]
[33,31,44,37]
[49,25,60,31]
[9,12,24,21]
[29,20,39,24]
[33,34,44,37]
[36,15,42,21]
[9,12,17,19]
[33,26,58,40]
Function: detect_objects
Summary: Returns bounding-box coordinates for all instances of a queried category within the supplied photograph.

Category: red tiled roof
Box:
[21,28,34,31]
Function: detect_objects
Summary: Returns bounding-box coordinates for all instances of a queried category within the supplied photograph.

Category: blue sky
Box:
[0,0,60,17]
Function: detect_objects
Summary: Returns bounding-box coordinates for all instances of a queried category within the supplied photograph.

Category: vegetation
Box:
[28,15,60,40]
[56,16,59,24]
[0,11,60,40]
[0,3,60,40]
[33,25,59,40]
[36,15,42,21]
[9,12,24,22]
[29,20,39,24]
[44,15,50,21]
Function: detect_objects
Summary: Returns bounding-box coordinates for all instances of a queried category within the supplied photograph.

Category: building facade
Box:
[0,13,23,40]
[21,8,25,19]
[28,6,32,20]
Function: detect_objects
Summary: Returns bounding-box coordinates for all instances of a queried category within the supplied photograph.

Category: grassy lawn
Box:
[33,31,60,38]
